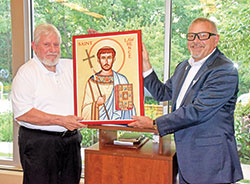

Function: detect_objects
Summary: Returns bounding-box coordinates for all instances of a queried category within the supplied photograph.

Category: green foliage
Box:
[80,128,98,147]
[0,0,12,84]
[235,103,250,164]
[0,112,13,142]
[170,0,204,75]
[144,96,158,105]
[32,0,166,79]
[145,105,159,119]
[212,0,250,95]
[240,180,250,184]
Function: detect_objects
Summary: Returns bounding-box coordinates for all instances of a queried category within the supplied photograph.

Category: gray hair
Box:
[33,23,61,44]
[189,17,218,34]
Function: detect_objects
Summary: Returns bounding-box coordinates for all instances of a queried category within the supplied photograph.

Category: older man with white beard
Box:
[12,23,86,184]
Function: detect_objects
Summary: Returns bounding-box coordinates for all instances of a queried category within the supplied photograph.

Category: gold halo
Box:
[89,38,125,73]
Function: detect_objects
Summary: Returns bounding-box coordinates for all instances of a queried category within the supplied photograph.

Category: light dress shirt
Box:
[143,48,216,109]
[11,54,74,132]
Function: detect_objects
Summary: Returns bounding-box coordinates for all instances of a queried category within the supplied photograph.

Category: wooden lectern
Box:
[84,125,177,184]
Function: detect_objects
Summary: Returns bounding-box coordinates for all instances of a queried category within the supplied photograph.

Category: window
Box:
[0,0,31,168]
[0,0,13,161]
[2,1,249,182]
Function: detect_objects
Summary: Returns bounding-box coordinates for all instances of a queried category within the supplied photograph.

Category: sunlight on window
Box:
[0,0,13,160]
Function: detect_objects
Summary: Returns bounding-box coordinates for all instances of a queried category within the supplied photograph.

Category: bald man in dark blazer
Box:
[129,17,243,184]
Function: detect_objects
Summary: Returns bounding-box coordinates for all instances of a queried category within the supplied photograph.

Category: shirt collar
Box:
[188,48,216,67]
[33,54,61,74]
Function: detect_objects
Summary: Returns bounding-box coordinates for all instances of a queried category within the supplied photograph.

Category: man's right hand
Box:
[61,115,86,131]
[142,43,152,72]
[16,108,86,131]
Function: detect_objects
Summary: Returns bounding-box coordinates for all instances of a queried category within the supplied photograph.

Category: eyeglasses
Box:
[186,32,217,41]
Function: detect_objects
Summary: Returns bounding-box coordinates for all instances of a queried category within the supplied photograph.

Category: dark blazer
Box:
[144,48,243,183]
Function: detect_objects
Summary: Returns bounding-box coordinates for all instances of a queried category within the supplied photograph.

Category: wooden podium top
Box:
[87,125,175,155]
[85,136,176,161]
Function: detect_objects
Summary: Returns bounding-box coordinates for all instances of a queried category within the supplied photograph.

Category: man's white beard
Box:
[190,50,203,59]
[41,53,60,66]
[190,43,204,59]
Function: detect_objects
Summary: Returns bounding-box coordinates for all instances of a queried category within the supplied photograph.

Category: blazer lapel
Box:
[179,48,221,107]
[172,62,191,111]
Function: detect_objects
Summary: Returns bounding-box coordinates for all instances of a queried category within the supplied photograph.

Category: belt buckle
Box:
[61,131,67,137]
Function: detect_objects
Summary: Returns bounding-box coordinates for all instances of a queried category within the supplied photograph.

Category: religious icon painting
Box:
[72,30,144,125]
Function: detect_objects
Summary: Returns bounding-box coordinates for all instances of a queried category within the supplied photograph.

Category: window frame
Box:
[0,0,31,168]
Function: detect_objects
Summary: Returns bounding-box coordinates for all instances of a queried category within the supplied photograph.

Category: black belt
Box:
[20,126,78,138]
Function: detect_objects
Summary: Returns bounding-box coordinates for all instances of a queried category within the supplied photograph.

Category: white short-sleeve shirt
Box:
[11,55,74,132]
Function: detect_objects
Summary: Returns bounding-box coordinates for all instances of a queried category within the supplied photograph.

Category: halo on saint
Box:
[89,38,125,73]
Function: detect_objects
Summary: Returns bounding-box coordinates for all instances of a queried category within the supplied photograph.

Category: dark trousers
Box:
[18,126,82,184]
